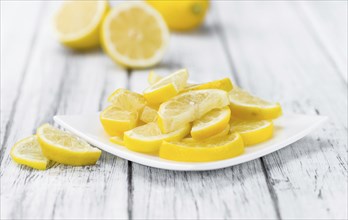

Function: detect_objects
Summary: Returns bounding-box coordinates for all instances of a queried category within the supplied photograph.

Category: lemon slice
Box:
[148,71,163,85]
[101,2,169,68]
[191,107,231,139]
[37,124,101,166]
[54,0,109,49]
[143,69,189,105]
[159,133,244,162]
[229,87,282,120]
[230,119,273,146]
[100,105,138,135]
[158,89,229,133]
[124,122,190,153]
[10,135,50,170]
[140,105,158,123]
[107,88,147,112]
[110,135,124,146]
[183,78,233,92]
[183,124,230,143]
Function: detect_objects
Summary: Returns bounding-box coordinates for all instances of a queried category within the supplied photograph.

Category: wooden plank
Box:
[216,1,347,219]
[129,10,278,219]
[1,2,129,219]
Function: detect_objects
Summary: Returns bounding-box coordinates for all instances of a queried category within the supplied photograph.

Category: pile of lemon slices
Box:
[101,69,282,162]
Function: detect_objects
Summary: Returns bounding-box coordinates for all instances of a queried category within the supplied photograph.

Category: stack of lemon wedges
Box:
[101,69,282,162]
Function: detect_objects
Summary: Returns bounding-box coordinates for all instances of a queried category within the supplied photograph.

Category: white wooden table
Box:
[1,1,347,219]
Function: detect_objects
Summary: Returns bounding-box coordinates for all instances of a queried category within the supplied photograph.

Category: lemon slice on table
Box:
[158,89,229,133]
[183,78,233,92]
[230,119,273,146]
[140,105,158,123]
[10,135,50,170]
[159,133,244,162]
[107,88,147,112]
[229,87,282,120]
[54,0,109,49]
[143,69,189,104]
[101,2,169,68]
[148,71,163,85]
[37,124,101,166]
[100,105,138,135]
[124,122,190,153]
[191,106,231,140]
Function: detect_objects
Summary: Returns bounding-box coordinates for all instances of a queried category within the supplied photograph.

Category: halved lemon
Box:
[230,119,273,146]
[191,106,231,139]
[183,78,233,92]
[140,105,158,123]
[54,0,109,49]
[158,89,229,133]
[107,88,147,112]
[37,124,101,166]
[148,70,163,85]
[143,69,188,105]
[101,2,169,68]
[229,87,282,120]
[10,135,50,170]
[159,133,244,162]
[100,105,138,135]
[124,122,190,153]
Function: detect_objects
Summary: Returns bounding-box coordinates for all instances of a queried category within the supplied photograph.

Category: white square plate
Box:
[54,114,327,171]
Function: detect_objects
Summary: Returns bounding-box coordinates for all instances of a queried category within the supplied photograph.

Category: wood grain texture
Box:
[1,1,347,219]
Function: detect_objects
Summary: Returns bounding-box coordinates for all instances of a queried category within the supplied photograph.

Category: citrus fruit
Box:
[124,122,190,153]
[191,107,231,139]
[183,124,230,143]
[140,105,158,123]
[10,135,50,170]
[37,124,101,166]
[146,0,209,31]
[183,78,233,92]
[54,0,109,49]
[148,70,163,85]
[159,132,244,162]
[158,89,229,133]
[143,69,189,105]
[230,119,273,146]
[229,87,282,120]
[100,105,138,135]
[110,135,124,146]
[107,88,146,112]
[101,2,169,68]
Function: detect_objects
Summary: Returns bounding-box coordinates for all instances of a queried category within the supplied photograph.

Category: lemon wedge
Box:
[160,133,244,162]
[107,88,147,112]
[10,135,50,170]
[148,71,163,85]
[100,105,138,135]
[101,2,169,68]
[54,0,109,49]
[183,78,233,92]
[37,124,101,166]
[144,69,189,105]
[158,89,229,133]
[110,135,124,146]
[183,124,230,143]
[140,105,158,123]
[230,119,273,146]
[124,122,190,153]
[229,87,282,120]
[191,107,231,139]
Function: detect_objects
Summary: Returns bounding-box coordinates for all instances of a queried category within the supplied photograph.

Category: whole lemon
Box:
[146,0,209,31]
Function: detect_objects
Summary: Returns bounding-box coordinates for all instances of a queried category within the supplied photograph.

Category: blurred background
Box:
[1,1,347,219]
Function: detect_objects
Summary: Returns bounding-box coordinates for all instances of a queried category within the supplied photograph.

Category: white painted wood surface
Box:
[1,1,347,219]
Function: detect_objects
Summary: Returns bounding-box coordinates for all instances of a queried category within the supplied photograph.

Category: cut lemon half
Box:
[191,107,231,139]
[37,124,101,166]
[140,105,158,123]
[124,122,190,153]
[158,89,229,133]
[107,88,146,112]
[54,0,109,49]
[230,119,273,146]
[101,2,169,68]
[229,87,282,120]
[100,105,138,135]
[159,133,244,162]
[148,70,163,85]
[183,78,233,92]
[143,69,188,105]
[10,135,50,170]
